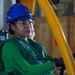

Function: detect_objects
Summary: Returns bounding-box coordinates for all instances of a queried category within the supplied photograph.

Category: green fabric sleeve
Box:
[27,62,54,75]
[2,42,54,75]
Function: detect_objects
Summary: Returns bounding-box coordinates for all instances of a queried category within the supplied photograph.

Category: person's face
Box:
[29,20,35,38]
[11,19,34,38]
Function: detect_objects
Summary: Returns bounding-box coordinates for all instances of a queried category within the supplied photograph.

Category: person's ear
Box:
[10,24,15,31]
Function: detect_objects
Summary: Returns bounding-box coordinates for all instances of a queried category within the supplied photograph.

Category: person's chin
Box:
[25,35,30,37]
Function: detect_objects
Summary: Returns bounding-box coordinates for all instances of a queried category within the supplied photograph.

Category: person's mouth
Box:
[25,30,30,33]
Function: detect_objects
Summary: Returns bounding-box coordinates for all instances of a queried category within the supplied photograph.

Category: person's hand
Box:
[37,55,65,68]
[46,55,65,68]
[54,58,64,67]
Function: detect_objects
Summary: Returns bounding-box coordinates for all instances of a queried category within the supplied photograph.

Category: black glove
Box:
[46,55,64,67]
[37,55,64,67]
[54,58,64,67]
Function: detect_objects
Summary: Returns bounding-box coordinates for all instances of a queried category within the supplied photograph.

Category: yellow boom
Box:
[20,0,75,75]
[20,0,36,15]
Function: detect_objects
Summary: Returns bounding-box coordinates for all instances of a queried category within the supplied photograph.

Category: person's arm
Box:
[2,42,55,75]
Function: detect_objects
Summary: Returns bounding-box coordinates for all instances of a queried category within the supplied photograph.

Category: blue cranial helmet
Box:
[6,3,34,23]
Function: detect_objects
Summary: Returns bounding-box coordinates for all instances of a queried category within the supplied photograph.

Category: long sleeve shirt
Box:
[2,36,55,75]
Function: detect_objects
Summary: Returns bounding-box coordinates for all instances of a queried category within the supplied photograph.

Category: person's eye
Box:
[22,22,26,25]
[18,23,23,25]
[29,21,32,24]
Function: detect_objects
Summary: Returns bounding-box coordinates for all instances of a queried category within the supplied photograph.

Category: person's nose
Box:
[24,24,31,29]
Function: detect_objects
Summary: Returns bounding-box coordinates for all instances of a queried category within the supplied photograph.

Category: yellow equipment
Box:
[20,0,75,75]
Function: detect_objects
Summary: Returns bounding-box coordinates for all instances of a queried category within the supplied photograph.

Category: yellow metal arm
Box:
[37,0,75,75]
[20,0,36,15]
[20,0,75,75]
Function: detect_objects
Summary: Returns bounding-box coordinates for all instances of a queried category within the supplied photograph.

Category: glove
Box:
[46,55,64,67]
[54,58,64,67]
[37,55,64,68]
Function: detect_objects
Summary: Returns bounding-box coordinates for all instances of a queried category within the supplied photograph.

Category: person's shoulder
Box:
[2,40,20,54]
[3,41,17,49]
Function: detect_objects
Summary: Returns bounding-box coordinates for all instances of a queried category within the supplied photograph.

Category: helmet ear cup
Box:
[6,3,34,23]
